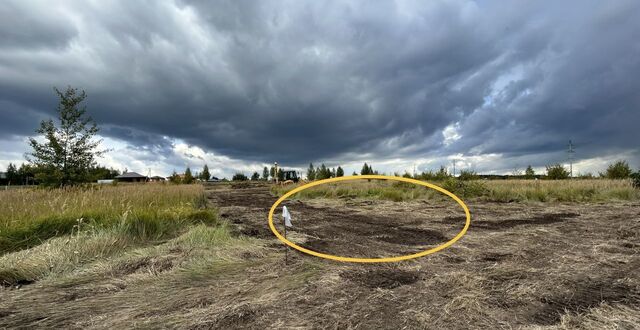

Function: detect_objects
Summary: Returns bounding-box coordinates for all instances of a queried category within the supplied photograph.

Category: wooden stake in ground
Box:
[284,216,288,265]
[282,206,293,264]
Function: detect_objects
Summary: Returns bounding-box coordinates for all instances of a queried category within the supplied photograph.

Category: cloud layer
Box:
[1,0,639,176]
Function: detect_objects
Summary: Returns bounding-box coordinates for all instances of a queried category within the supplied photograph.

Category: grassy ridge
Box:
[0,184,216,254]
[271,179,639,202]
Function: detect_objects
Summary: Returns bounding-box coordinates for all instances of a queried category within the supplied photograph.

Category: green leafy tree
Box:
[336,166,344,177]
[361,163,374,175]
[316,164,331,180]
[331,168,336,178]
[524,165,535,179]
[88,166,120,181]
[17,163,37,185]
[200,164,211,181]
[251,171,260,180]
[546,163,569,180]
[605,160,632,179]
[27,86,107,186]
[6,163,17,185]
[307,163,316,181]
[169,170,181,184]
[262,166,269,180]
[277,168,284,181]
[269,166,276,180]
[631,171,640,189]
[232,173,248,181]
[183,167,194,184]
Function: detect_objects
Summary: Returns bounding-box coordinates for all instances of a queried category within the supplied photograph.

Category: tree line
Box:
[3,86,639,188]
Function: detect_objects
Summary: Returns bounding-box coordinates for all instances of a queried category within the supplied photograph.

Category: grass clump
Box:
[0,184,215,254]
[0,222,246,286]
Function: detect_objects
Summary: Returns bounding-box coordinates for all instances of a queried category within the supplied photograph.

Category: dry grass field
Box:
[0,180,639,329]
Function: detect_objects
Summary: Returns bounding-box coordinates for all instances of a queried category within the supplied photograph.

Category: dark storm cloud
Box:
[0,2,77,50]
[0,0,639,170]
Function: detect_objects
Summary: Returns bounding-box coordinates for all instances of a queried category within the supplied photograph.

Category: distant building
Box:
[0,172,7,185]
[114,172,148,183]
[207,176,220,182]
[97,179,114,184]
[149,176,166,182]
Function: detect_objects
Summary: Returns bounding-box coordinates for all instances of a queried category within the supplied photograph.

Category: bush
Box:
[457,170,478,181]
[605,160,632,179]
[232,173,248,181]
[546,164,570,180]
[631,172,640,189]
[442,178,487,198]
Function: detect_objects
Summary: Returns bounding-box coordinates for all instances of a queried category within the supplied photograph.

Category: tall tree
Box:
[524,165,535,179]
[169,170,181,184]
[27,86,106,186]
[316,164,330,180]
[251,171,260,180]
[361,163,374,175]
[18,163,37,185]
[307,163,316,181]
[336,166,344,177]
[200,164,211,181]
[183,167,194,184]
[262,166,269,180]
[6,163,17,185]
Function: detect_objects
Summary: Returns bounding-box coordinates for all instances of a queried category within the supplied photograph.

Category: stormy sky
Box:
[1,0,639,178]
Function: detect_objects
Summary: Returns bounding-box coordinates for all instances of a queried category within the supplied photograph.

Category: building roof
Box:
[115,172,148,179]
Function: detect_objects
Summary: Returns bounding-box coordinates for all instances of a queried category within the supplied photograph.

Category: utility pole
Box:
[452,159,457,177]
[567,140,575,178]
[274,162,279,184]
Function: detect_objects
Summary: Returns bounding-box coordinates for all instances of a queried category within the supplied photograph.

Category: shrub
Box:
[546,164,570,180]
[458,170,478,181]
[232,173,248,181]
[442,178,487,198]
[605,160,632,179]
[631,172,640,189]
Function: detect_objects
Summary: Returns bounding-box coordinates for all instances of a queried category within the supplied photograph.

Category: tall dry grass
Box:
[0,184,216,254]
[483,179,638,202]
[272,179,639,203]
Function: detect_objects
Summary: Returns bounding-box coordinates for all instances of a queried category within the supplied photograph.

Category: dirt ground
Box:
[1,182,639,329]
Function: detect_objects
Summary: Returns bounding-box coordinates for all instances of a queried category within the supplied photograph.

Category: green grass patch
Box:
[0,184,213,254]
[272,179,639,203]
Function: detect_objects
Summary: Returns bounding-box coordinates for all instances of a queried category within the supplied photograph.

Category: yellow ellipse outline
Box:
[268,175,471,263]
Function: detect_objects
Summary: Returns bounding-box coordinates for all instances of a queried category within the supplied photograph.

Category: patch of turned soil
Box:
[340,269,423,289]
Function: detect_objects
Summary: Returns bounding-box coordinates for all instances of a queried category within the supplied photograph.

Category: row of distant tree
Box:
[4,157,638,186]
[229,162,376,182]
[1,162,121,186]
[400,161,638,181]
[226,160,640,184]
[167,165,212,184]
